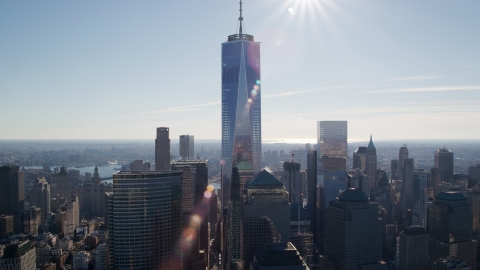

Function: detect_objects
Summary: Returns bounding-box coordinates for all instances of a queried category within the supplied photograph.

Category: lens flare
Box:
[204,190,212,199]
[207,185,214,192]
[256,80,261,85]
[253,85,259,90]
[251,90,257,96]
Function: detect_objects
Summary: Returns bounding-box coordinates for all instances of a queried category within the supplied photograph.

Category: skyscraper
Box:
[320,188,385,269]
[0,165,24,233]
[352,147,367,171]
[317,121,347,160]
[76,166,112,219]
[155,127,171,171]
[366,135,377,187]
[109,171,183,270]
[241,170,290,267]
[221,1,262,203]
[51,166,71,203]
[434,147,454,183]
[29,177,50,227]
[306,150,318,243]
[428,192,477,269]
[179,134,195,160]
[398,145,409,180]
[283,161,302,204]
[401,158,415,214]
[397,226,428,270]
[412,169,427,228]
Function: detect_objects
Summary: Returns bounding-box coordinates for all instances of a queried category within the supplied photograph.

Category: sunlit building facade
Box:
[221,16,262,203]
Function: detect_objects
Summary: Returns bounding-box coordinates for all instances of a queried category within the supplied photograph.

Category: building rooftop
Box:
[246,170,283,189]
[354,147,367,154]
[436,191,467,201]
[337,188,369,202]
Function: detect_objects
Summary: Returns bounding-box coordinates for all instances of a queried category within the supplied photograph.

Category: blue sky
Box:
[1,0,479,141]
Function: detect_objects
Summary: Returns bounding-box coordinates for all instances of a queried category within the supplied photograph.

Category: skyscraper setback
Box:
[221,1,262,203]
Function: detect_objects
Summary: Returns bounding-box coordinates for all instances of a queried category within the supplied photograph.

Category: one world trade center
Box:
[221,1,261,203]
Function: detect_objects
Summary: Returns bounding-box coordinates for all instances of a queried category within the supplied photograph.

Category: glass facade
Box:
[110,171,183,270]
[317,121,347,159]
[221,35,262,202]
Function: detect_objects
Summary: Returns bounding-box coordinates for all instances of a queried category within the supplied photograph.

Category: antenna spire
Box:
[239,0,243,35]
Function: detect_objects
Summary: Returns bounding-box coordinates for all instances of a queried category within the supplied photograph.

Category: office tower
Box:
[283,161,302,204]
[109,171,182,270]
[352,147,366,171]
[0,215,14,238]
[0,165,24,234]
[412,169,428,227]
[221,1,262,206]
[366,136,377,187]
[22,206,41,236]
[180,135,195,160]
[29,177,50,226]
[0,240,36,270]
[431,167,442,196]
[51,166,71,202]
[250,242,308,270]
[171,160,208,269]
[76,166,112,219]
[398,145,409,180]
[347,169,370,195]
[241,170,290,267]
[95,243,108,270]
[320,188,385,270]
[397,226,428,270]
[130,160,151,171]
[62,197,79,237]
[434,148,454,183]
[226,167,242,269]
[155,127,171,171]
[469,164,480,180]
[401,158,415,213]
[317,121,347,160]
[467,188,480,234]
[428,192,477,269]
[390,160,399,180]
[306,150,318,242]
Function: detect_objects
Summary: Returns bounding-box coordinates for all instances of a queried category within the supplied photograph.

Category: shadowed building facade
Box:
[428,192,477,269]
[320,188,385,270]
[155,127,171,171]
[241,170,290,267]
[0,165,24,233]
[434,148,454,184]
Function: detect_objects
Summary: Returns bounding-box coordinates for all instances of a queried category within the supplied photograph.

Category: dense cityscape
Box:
[2,1,480,270]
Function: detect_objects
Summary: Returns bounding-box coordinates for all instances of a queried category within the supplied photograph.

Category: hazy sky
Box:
[1,0,479,141]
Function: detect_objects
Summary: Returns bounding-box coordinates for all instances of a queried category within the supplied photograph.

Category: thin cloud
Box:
[126,101,220,117]
[263,85,349,99]
[388,75,441,81]
[364,85,480,94]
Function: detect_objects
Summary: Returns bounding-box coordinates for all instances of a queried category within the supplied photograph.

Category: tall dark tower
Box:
[0,165,24,233]
[226,167,242,269]
[366,135,377,187]
[434,147,454,183]
[221,0,262,204]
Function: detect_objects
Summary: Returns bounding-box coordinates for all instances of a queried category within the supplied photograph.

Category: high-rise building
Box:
[241,170,290,267]
[398,145,409,181]
[468,164,480,180]
[0,240,36,270]
[412,169,428,228]
[0,165,24,233]
[428,192,477,269]
[179,135,195,160]
[320,188,385,269]
[76,166,112,219]
[0,215,14,238]
[109,171,183,270]
[62,197,79,237]
[51,166,71,203]
[155,127,171,171]
[171,160,208,269]
[226,167,242,269]
[432,256,469,270]
[29,177,50,227]
[401,158,415,214]
[221,1,262,205]
[434,148,454,183]
[130,160,151,171]
[397,226,428,270]
[306,150,318,243]
[366,136,377,187]
[347,169,370,195]
[283,161,302,204]
[317,121,347,160]
[391,160,399,180]
[467,188,480,234]
[352,147,366,171]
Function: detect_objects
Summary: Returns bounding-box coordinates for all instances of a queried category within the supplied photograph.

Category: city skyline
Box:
[1,0,480,141]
